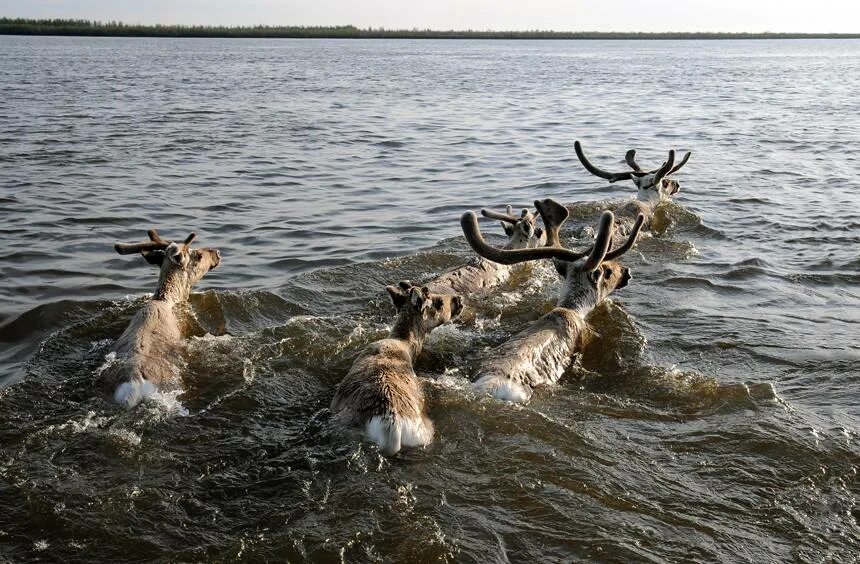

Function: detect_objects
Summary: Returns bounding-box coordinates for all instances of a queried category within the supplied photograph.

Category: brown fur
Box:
[462,203,640,402]
[572,140,691,236]
[330,283,463,455]
[106,232,220,407]
[427,207,544,295]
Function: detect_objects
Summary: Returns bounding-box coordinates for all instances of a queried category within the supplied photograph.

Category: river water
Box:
[1,36,858,561]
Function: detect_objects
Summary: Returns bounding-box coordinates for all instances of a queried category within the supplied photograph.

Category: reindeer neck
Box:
[556,279,600,319]
[153,267,192,304]
[502,237,524,250]
[389,312,429,359]
[503,230,541,250]
[636,189,662,206]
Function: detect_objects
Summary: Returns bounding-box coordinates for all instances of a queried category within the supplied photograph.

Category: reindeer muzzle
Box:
[452,296,464,317]
[619,268,632,289]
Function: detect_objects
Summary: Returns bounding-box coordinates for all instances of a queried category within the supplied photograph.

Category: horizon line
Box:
[1,18,859,38]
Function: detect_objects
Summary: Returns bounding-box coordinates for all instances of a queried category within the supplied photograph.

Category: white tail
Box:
[114,378,156,408]
[366,415,402,455]
[474,374,532,403]
[365,414,434,455]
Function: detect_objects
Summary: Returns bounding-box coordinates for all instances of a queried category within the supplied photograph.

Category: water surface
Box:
[1,37,858,561]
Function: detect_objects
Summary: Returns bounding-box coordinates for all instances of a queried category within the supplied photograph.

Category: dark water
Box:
[1,36,859,561]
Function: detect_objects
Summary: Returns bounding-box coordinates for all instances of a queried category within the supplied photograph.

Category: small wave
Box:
[140,389,190,418]
[579,361,782,417]
[34,410,111,438]
[374,140,407,148]
[662,276,747,294]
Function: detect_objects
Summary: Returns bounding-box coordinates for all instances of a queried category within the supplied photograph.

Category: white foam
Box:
[94,351,119,377]
[473,313,502,331]
[39,411,110,437]
[108,427,142,446]
[346,324,367,342]
[191,333,233,343]
[495,290,524,307]
[145,389,189,417]
[431,368,473,392]
[87,338,113,353]
[425,322,472,351]
[684,242,700,259]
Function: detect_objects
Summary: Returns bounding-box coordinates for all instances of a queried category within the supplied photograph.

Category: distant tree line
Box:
[1,18,858,39]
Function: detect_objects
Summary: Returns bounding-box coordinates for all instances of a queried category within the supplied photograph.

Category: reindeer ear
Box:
[616,267,631,290]
[553,259,568,279]
[165,243,190,268]
[588,267,605,285]
[534,227,544,239]
[386,285,408,309]
[409,287,428,310]
[141,250,165,266]
[501,223,514,236]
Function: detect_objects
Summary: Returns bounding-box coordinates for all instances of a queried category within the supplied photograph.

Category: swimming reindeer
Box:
[460,199,644,402]
[573,140,690,233]
[330,282,463,455]
[107,230,220,407]
[426,205,544,295]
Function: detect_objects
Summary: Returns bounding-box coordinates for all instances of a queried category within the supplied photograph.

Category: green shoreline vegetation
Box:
[1,18,858,39]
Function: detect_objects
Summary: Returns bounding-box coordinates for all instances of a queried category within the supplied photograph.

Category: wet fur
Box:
[330,284,462,455]
[474,308,586,402]
[330,338,435,455]
[428,211,544,295]
[569,176,680,237]
[106,240,219,408]
[474,258,631,403]
[571,142,686,236]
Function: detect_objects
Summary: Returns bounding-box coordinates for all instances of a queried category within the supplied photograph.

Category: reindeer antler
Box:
[481,207,520,224]
[668,151,691,175]
[650,151,676,181]
[625,149,644,172]
[576,140,679,184]
[461,199,620,271]
[480,205,539,225]
[114,230,197,255]
[147,229,167,245]
[603,214,645,261]
[626,149,691,176]
[575,141,635,183]
[534,198,569,247]
[115,229,172,255]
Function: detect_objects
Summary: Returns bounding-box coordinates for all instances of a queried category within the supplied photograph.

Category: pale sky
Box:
[2,0,858,33]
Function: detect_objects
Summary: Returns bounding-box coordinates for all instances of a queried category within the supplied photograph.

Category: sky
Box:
[2,0,858,33]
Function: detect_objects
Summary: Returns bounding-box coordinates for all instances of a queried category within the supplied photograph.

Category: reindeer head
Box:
[386,281,464,332]
[574,140,691,204]
[114,230,221,302]
[480,205,544,249]
[460,199,643,313]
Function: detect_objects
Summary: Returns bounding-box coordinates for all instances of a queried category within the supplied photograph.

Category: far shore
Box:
[1,19,859,40]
